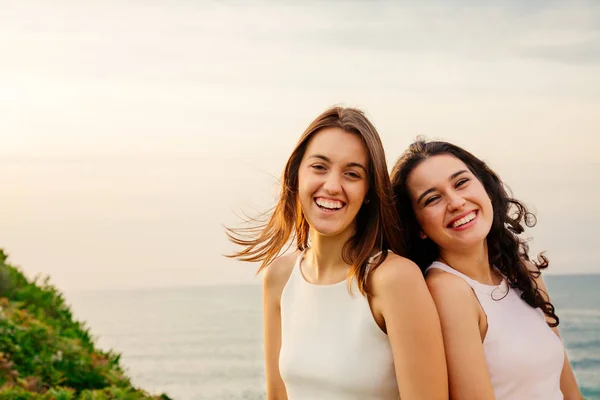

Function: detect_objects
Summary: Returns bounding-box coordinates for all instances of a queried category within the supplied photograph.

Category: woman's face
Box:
[297,127,370,238]
[406,154,493,253]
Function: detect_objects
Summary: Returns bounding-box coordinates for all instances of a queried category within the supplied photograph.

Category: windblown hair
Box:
[225,106,404,295]
[390,139,559,327]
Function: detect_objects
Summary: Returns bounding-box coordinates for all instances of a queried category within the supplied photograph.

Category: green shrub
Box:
[0,249,171,400]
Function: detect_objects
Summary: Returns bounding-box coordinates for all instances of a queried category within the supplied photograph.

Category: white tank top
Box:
[427,261,564,400]
[279,251,399,400]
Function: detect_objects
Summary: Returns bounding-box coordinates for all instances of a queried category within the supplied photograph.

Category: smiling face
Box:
[297,127,370,238]
[406,154,493,253]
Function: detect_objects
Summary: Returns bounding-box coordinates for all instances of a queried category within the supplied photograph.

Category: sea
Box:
[67,275,600,400]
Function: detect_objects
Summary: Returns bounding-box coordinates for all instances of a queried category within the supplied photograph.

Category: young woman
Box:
[390,139,582,400]
[226,108,447,400]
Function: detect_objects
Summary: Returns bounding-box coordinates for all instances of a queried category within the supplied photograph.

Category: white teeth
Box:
[316,198,343,210]
[452,211,476,228]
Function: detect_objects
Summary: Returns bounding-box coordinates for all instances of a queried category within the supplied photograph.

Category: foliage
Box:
[0,250,171,399]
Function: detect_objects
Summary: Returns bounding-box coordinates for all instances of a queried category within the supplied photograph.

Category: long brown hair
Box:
[390,139,559,326]
[226,106,404,295]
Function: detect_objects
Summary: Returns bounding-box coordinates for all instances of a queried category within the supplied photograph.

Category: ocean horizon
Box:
[67,274,600,400]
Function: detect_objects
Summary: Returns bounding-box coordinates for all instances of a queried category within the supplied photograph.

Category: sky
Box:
[1,0,599,291]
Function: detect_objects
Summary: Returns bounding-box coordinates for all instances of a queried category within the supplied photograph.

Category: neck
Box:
[305,225,354,283]
[438,240,500,285]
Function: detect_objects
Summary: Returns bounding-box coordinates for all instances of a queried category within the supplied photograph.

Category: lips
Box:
[447,210,478,229]
[314,197,346,211]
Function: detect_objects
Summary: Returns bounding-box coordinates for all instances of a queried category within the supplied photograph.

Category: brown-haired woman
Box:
[227,107,447,400]
[391,138,582,400]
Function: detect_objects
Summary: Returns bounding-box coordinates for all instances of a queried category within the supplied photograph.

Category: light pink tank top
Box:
[427,261,564,400]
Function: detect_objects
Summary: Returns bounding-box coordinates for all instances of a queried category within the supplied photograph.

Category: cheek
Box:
[359,183,369,200]
[414,207,433,229]
[298,173,317,197]
[415,207,444,234]
[348,182,369,202]
[484,197,495,224]
[472,183,490,202]
[478,188,494,212]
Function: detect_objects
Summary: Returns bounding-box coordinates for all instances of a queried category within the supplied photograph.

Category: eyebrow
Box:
[416,169,469,205]
[308,154,368,174]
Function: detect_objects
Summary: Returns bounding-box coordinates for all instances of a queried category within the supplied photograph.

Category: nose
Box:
[447,192,466,212]
[323,172,342,194]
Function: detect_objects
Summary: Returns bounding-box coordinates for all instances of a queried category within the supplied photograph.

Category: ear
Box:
[419,231,427,239]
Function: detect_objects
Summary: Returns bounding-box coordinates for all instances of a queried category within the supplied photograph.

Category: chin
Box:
[452,232,488,249]
[311,226,344,237]
[309,221,352,238]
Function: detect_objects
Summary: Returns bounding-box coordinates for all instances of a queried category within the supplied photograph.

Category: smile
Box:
[314,197,345,211]
[448,210,478,229]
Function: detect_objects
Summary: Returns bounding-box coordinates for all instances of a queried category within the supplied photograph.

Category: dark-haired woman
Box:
[390,139,582,400]
[227,109,447,399]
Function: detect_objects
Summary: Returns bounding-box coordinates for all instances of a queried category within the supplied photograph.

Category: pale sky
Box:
[1,0,599,291]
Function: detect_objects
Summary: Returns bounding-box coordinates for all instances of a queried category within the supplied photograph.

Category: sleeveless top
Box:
[279,251,399,400]
[427,261,564,400]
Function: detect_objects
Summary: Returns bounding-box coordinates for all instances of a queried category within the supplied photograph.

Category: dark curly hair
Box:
[390,139,559,327]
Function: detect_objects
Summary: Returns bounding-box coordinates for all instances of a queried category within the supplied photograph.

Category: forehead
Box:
[304,127,368,163]
[407,154,469,194]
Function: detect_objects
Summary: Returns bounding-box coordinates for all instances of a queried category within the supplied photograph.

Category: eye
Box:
[311,164,326,172]
[456,178,469,188]
[345,171,362,179]
[424,195,440,206]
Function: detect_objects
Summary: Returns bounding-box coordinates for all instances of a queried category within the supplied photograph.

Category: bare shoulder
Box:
[521,258,546,285]
[369,253,426,297]
[262,251,300,294]
[521,258,551,300]
[425,268,478,304]
[522,258,541,274]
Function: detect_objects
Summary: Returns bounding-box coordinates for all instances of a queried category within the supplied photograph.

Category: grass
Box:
[0,249,171,400]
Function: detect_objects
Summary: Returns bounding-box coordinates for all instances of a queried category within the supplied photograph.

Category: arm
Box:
[262,255,295,400]
[427,272,496,400]
[526,262,583,400]
[371,257,448,400]
[553,331,583,400]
